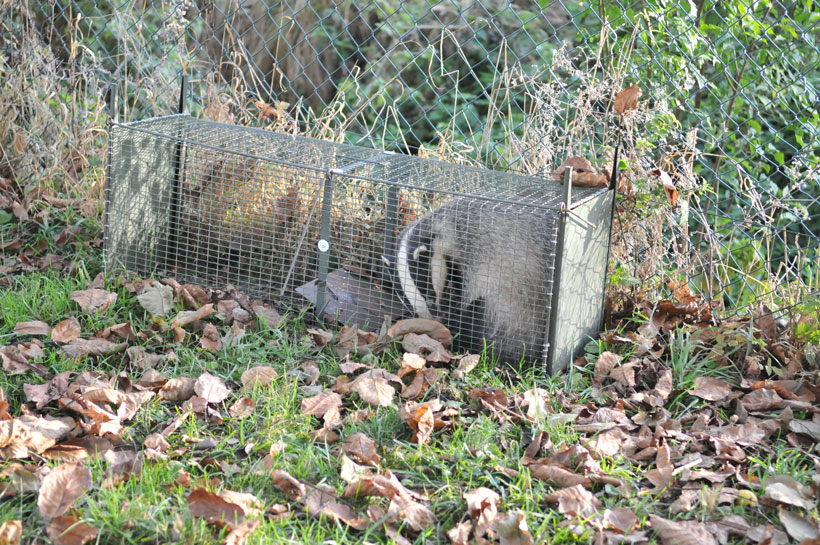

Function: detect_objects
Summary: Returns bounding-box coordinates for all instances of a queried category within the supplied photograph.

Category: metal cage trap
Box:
[105,104,616,374]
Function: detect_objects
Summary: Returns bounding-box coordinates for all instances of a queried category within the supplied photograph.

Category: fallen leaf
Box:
[779,507,820,542]
[649,514,717,545]
[194,373,230,404]
[37,463,93,519]
[224,519,261,545]
[301,392,343,418]
[13,321,51,336]
[0,520,22,545]
[271,470,368,530]
[200,323,222,351]
[23,371,73,409]
[387,318,452,347]
[447,520,473,545]
[46,515,99,545]
[61,338,127,359]
[690,377,732,402]
[241,366,278,391]
[188,488,244,529]
[464,487,501,538]
[342,432,381,467]
[543,484,602,518]
[70,289,117,313]
[387,495,437,532]
[0,415,75,459]
[594,351,621,382]
[160,377,197,402]
[229,397,255,419]
[170,304,214,328]
[401,333,453,363]
[762,477,816,510]
[398,352,426,378]
[498,510,534,545]
[350,371,397,407]
[602,507,639,533]
[136,281,173,316]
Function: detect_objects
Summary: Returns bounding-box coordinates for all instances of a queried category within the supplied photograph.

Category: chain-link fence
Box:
[2,0,819,320]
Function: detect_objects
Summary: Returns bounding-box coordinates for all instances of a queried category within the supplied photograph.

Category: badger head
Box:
[381,221,437,319]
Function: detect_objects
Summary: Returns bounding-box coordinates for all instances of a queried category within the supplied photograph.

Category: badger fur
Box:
[383,197,558,366]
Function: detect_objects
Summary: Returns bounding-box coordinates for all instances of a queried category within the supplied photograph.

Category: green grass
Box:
[0,209,814,545]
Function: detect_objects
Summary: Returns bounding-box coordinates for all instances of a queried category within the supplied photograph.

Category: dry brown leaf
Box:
[251,301,284,329]
[13,321,51,336]
[144,434,170,452]
[387,318,452,347]
[301,392,343,418]
[388,494,437,532]
[452,354,480,380]
[170,303,214,329]
[37,463,93,520]
[0,415,75,459]
[464,487,501,538]
[447,520,473,545]
[42,436,112,463]
[23,371,73,409]
[70,289,117,313]
[240,366,278,391]
[46,515,99,545]
[200,323,222,351]
[742,388,784,412]
[762,477,816,510]
[188,487,245,529]
[398,352,426,378]
[81,387,124,405]
[224,519,262,545]
[229,397,255,419]
[11,201,27,221]
[521,388,549,421]
[690,377,732,402]
[1,346,48,377]
[401,366,438,400]
[136,281,173,316]
[614,84,642,115]
[594,351,621,383]
[271,469,368,530]
[646,444,675,490]
[399,400,437,444]
[649,514,717,545]
[51,318,82,343]
[61,338,127,360]
[160,377,197,402]
[498,510,534,545]
[543,484,602,518]
[194,373,230,404]
[654,169,679,206]
[105,322,138,341]
[401,333,453,363]
[342,471,423,502]
[778,507,820,542]
[602,507,639,534]
[528,463,589,488]
[351,371,397,407]
[0,520,21,545]
[117,391,155,422]
[342,432,381,467]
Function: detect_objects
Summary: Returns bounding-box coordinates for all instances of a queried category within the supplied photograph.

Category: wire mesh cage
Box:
[104,114,614,373]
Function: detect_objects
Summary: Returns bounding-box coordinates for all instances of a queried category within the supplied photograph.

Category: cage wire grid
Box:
[105,114,612,369]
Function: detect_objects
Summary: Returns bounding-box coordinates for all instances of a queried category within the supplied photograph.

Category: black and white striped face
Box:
[393,221,436,319]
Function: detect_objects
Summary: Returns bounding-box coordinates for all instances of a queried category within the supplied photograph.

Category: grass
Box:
[1,203,815,545]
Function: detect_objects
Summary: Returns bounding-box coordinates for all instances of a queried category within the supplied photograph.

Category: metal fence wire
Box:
[4,0,820,319]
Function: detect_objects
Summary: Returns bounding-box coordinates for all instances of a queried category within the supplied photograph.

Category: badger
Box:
[382,196,559,366]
